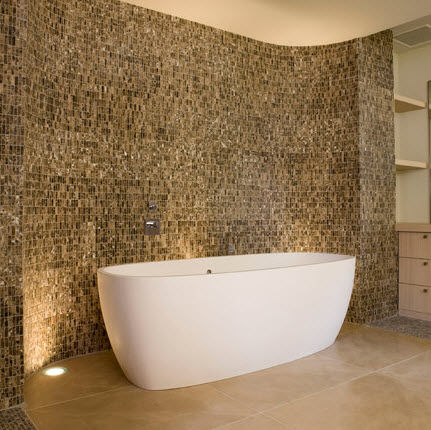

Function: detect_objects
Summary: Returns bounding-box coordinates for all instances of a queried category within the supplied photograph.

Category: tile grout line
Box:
[209,384,264,414]
[25,328,430,426]
[379,369,431,389]
[210,412,261,430]
[211,412,293,430]
[260,350,431,428]
[373,350,429,373]
[259,367,376,415]
[261,412,295,429]
[25,385,133,412]
[314,351,372,371]
[209,332,431,421]
[210,384,292,428]
[208,357,376,421]
[260,349,431,416]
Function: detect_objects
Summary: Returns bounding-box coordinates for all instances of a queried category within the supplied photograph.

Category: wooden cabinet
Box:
[399,258,431,286]
[399,232,431,259]
[396,224,431,322]
[399,284,431,320]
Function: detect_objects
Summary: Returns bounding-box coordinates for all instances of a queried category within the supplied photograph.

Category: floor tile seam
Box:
[211,380,318,414]
[24,385,133,412]
[258,351,430,415]
[314,351,372,371]
[259,351,369,375]
[210,412,261,429]
[211,411,294,429]
[374,369,431,397]
[318,345,431,372]
[209,385,263,414]
[210,358,374,415]
[268,350,431,412]
[257,368,377,414]
[260,411,303,430]
[26,347,428,423]
[373,350,429,373]
[260,411,295,429]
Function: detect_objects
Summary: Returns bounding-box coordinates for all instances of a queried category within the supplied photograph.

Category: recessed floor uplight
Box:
[42,366,68,376]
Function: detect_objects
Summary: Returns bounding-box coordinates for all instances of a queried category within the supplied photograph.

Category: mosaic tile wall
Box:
[0,0,396,403]
[356,32,398,321]
[0,0,26,409]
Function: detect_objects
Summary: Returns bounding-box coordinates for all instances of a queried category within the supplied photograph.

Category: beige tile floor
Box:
[24,323,431,430]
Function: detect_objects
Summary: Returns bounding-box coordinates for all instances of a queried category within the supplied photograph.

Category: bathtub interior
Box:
[99,253,354,278]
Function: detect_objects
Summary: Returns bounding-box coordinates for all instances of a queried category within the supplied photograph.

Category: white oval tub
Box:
[98,252,355,390]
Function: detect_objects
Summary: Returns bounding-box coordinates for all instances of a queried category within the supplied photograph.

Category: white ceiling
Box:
[121,0,431,46]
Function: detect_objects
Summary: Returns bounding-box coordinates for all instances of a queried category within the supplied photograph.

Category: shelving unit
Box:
[394,95,428,174]
[394,90,429,222]
[396,159,429,171]
[394,94,427,113]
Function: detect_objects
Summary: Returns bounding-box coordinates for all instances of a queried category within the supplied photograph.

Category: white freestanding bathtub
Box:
[98,253,355,390]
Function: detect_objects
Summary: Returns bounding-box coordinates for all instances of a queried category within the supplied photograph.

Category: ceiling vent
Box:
[394,25,431,48]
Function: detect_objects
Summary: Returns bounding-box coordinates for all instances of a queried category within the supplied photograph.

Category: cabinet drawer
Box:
[399,257,431,286]
[399,232,431,259]
[399,283,431,316]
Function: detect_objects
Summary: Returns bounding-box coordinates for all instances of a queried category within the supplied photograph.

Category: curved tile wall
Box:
[0,0,27,409]
[0,0,395,406]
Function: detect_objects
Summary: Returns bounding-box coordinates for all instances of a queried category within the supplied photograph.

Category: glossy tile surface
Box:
[379,350,431,395]
[28,385,252,430]
[319,325,431,369]
[267,373,431,430]
[24,325,431,430]
[211,354,368,411]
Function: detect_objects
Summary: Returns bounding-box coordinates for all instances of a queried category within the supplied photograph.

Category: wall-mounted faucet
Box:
[145,219,161,235]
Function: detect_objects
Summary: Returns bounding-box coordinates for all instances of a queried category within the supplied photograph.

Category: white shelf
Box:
[396,159,428,172]
[394,94,427,113]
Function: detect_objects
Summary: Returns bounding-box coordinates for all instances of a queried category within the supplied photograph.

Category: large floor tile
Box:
[379,350,431,395]
[319,326,431,370]
[25,351,130,409]
[211,354,368,411]
[337,322,361,339]
[27,384,253,430]
[267,373,431,430]
[216,413,288,429]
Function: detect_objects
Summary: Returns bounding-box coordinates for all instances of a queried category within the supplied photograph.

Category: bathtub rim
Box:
[98,252,356,280]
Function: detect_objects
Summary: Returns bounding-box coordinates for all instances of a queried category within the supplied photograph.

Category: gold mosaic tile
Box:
[0,0,27,409]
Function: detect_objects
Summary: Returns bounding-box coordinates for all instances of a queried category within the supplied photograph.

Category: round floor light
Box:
[42,366,68,376]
